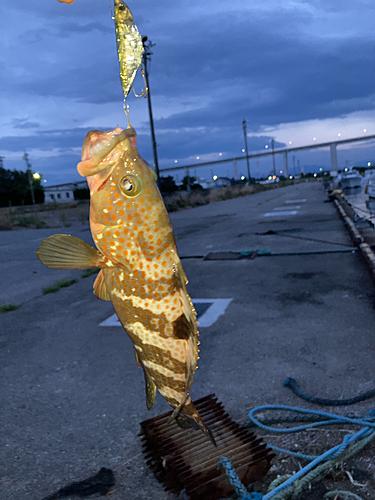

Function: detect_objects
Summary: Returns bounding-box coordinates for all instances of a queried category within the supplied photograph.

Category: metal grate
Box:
[139,394,275,499]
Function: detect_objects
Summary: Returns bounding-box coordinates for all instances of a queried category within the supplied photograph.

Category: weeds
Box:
[0,304,19,313]
[81,268,99,278]
[16,214,45,229]
[60,212,71,228]
[163,182,283,212]
[42,278,78,295]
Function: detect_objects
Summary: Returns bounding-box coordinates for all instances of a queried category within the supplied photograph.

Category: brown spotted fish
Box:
[36,126,215,445]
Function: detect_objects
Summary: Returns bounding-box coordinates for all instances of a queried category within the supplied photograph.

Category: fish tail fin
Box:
[175,399,216,446]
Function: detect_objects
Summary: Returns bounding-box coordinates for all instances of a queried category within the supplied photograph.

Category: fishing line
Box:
[108,0,114,19]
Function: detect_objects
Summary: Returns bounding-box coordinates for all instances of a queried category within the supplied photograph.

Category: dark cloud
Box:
[12,118,40,129]
[1,0,374,184]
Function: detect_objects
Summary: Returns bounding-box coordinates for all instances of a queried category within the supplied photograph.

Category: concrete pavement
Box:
[1,181,374,499]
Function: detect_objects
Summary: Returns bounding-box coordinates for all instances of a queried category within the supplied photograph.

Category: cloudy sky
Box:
[1,0,374,185]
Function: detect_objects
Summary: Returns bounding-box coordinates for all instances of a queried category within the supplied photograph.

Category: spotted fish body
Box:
[37,127,214,444]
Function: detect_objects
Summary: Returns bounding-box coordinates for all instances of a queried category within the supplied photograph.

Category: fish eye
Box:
[119,174,141,197]
[118,4,125,10]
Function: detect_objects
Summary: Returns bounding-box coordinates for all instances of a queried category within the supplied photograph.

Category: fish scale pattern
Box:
[78,126,213,441]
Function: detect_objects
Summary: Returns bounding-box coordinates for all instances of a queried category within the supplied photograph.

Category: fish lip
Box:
[94,163,118,193]
[97,172,112,192]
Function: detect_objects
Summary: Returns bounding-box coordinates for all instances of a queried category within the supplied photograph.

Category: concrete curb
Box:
[333,196,375,283]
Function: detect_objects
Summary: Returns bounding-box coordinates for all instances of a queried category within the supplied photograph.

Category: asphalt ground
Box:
[1,181,375,499]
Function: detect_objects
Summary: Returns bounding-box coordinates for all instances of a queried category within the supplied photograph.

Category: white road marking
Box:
[285,199,306,203]
[193,298,233,327]
[274,206,300,210]
[100,298,233,328]
[264,211,298,217]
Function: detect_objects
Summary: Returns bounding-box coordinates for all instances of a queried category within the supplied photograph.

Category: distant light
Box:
[289,175,293,179]
[196,156,200,160]
[363,129,367,133]
[272,175,276,180]
[280,170,283,174]
[219,152,223,156]
[288,141,292,145]
[338,133,341,137]
[213,175,218,180]
[319,167,323,171]
[344,167,348,171]
[368,162,372,167]
[314,173,317,177]
[268,175,272,180]
[174,160,178,163]
[265,145,269,149]
[33,172,41,179]
[241,175,245,180]
[242,148,245,153]
[313,137,317,141]
[43,179,47,183]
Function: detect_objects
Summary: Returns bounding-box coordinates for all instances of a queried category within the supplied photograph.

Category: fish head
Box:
[77,126,170,262]
[114,0,134,24]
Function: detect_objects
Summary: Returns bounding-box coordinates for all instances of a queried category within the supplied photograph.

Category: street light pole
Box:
[242,119,251,183]
[23,152,35,205]
[271,139,276,176]
[142,37,160,180]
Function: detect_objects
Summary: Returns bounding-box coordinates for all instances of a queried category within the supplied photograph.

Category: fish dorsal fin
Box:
[36,234,109,270]
[93,270,111,301]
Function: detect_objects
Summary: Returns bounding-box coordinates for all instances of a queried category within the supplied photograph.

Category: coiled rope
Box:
[218,406,375,500]
[283,377,375,406]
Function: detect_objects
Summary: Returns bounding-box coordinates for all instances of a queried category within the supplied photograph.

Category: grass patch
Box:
[42,278,78,295]
[81,268,99,278]
[16,214,46,229]
[0,304,19,313]
[163,179,301,212]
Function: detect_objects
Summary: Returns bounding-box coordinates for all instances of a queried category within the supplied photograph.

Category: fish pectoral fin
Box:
[36,234,107,270]
[93,270,111,301]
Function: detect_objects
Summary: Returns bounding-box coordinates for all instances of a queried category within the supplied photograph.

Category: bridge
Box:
[160,134,375,179]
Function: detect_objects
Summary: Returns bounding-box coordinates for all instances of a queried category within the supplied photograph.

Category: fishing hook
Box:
[132,68,148,98]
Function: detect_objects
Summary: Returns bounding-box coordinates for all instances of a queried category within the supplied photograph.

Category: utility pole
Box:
[23,152,35,205]
[271,139,276,176]
[142,37,160,180]
[0,156,4,169]
[242,119,251,183]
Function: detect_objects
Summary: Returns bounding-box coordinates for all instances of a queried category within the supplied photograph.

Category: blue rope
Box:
[248,405,375,433]
[283,377,375,406]
[217,406,375,500]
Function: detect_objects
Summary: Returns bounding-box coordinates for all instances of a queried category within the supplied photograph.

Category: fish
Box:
[113,0,144,102]
[36,126,215,446]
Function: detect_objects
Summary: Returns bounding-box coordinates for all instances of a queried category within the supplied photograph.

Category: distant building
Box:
[202,177,233,189]
[44,181,88,204]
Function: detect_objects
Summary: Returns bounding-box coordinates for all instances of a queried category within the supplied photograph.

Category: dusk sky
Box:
[1,0,374,185]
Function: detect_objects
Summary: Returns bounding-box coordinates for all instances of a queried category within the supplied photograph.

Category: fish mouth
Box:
[96,165,116,192]
[77,127,136,183]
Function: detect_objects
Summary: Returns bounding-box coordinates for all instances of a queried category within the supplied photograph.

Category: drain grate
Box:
[139,394,274,499]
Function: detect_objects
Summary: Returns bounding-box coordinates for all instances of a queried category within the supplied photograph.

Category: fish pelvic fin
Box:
[144,369,157,410]
[93,270,111,301]
[36,234,110,270]
[174,398,216,447]
[135,350,157,410]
